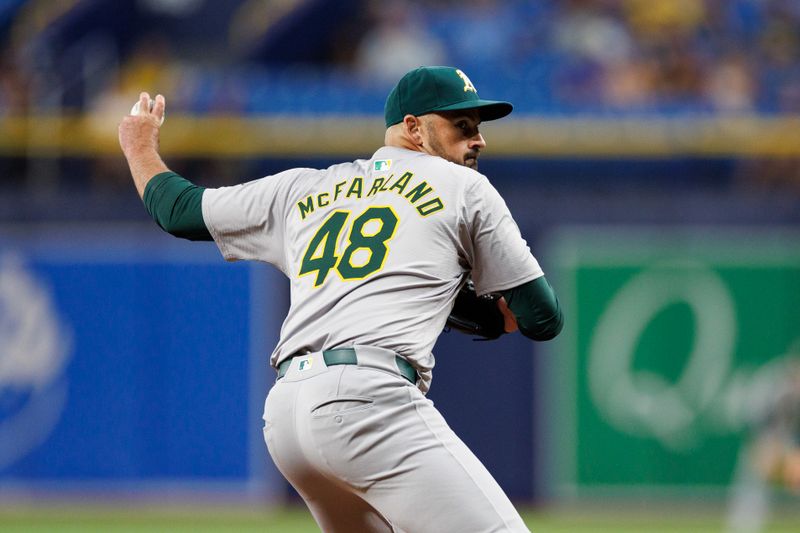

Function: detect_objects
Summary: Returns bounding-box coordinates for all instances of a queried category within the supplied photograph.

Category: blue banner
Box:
[0,226,284,493]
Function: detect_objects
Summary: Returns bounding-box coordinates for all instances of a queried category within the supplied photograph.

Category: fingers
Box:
[129,92,165,127]
[497,296,519,333]
[137,92,151,115]
[152,94,166,122]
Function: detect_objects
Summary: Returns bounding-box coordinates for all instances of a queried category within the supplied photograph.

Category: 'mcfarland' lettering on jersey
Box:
[296,172,444,220]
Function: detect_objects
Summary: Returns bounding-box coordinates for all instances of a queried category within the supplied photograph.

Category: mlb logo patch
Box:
[374,159,391,171]
[298,356,313,371]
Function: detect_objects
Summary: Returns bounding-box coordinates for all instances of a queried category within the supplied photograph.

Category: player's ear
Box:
[403,115,424,146]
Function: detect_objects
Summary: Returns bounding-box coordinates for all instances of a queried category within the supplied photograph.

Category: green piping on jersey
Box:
[502,276,564,341]
[143,171,212,241]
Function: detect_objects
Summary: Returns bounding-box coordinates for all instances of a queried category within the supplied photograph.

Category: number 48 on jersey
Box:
[299,206,399,287]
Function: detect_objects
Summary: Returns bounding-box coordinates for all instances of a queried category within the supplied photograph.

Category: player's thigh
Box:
[306,369,528,532]
[294,467,398,533]
[367,396,529,533]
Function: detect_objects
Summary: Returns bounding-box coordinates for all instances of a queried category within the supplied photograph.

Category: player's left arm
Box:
[463,176,563,341]
[499,276,563,341]
[118,92,212,241]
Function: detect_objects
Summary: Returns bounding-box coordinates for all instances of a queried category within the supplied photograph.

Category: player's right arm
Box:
[118,92,212,241]
[119,92,169,197]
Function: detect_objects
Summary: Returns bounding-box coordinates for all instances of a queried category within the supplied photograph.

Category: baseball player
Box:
[726,358,800,533]
[118,66,563,532]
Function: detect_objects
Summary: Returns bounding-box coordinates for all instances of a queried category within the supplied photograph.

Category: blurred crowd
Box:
[1,0,800,115]
[365,0,800,114]
[1,0,800,200]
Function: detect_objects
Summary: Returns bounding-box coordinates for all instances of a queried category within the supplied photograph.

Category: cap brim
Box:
[433,99,513,121]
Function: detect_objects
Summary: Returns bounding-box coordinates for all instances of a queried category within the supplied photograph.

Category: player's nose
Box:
[470,133,487,150]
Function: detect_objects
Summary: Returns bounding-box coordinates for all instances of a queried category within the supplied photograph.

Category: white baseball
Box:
[130,98,165,126]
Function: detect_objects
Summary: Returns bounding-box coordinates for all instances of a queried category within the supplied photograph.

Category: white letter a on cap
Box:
[455,69,477,93]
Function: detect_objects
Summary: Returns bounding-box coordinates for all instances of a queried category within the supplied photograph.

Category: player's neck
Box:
[384,126,423,153]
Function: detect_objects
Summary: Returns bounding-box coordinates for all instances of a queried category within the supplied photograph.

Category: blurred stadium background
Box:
[2,0,800,531]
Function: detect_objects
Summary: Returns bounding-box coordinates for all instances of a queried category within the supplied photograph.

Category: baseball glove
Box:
[445,279,505,340]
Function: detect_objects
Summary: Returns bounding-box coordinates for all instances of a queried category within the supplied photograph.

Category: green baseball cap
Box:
[384,66,513,127]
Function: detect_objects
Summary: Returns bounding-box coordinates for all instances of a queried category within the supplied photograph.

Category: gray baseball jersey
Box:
[202,145,543,392]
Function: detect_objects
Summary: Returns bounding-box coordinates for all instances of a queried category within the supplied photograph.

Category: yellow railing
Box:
[2,114,800,157]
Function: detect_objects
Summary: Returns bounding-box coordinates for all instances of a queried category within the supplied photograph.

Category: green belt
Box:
[277,348,417,384]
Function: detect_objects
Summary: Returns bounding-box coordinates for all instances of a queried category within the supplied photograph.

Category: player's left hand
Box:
[445,279,507,340]
[497,296,518,333]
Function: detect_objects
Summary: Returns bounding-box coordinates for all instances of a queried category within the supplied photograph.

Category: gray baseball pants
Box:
[263,345,530,533]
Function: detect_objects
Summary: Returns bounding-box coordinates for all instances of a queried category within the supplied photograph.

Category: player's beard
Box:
[424,125,480,170]
[462,151,480,170]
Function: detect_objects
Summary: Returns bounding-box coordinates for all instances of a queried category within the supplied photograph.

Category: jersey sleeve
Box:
[201,171,292,271]
[462,175,543,295]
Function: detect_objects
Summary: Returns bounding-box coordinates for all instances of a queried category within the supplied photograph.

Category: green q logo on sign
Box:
[587,262,736,451]
[550,229,800,490]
